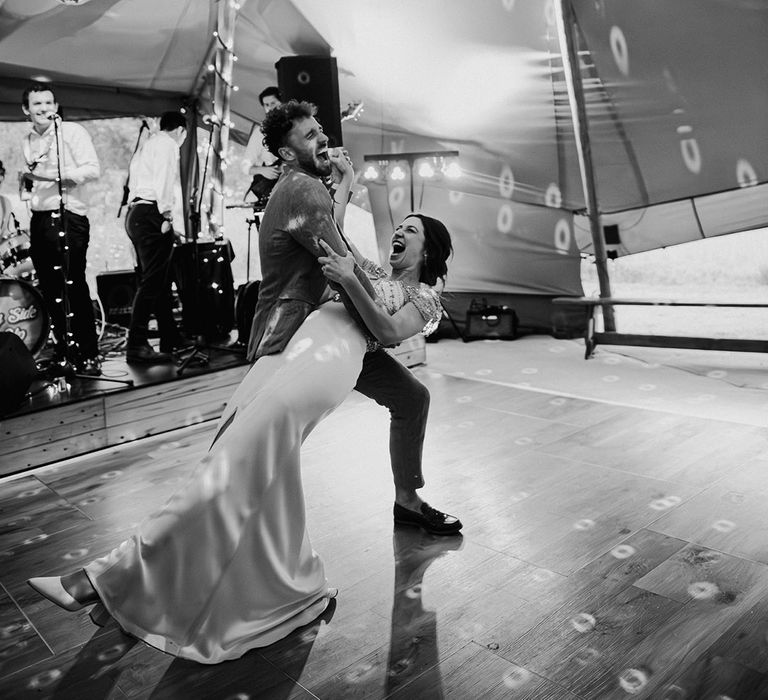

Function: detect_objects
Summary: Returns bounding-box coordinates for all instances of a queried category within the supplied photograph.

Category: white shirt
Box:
[241,125,278,175]
[22,121,100,216]
[128,131,180,214]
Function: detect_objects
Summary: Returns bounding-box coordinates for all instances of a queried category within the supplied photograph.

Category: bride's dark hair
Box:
[407,214,453,286]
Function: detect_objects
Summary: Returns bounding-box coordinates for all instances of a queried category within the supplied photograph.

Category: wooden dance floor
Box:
[1,339,768,698]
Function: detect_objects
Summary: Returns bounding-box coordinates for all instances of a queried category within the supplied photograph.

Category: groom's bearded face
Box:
[283,117,331,178]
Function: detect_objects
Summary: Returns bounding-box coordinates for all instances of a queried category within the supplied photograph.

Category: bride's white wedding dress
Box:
[84,270,441,664]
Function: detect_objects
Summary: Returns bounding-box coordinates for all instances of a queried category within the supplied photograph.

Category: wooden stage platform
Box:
[1,339,768,698]
[0,335,427,478]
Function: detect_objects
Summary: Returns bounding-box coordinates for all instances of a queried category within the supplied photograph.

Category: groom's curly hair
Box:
[261,100,316,158]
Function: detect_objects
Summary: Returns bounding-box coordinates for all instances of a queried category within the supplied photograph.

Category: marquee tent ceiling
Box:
[0,0,765,297]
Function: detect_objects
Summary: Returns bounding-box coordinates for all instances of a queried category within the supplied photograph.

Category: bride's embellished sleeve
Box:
[359,257,388,280]
[405,284,444,336]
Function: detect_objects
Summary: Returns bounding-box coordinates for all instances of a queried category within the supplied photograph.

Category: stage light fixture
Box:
[363,164,380,180]
[389,164,406,181]
[444,161,462,179]
[417,161,435,178]
[363,150,460,209]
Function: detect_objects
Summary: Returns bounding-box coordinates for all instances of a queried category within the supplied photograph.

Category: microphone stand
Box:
[117,119,149,218]
[45,114,132,388]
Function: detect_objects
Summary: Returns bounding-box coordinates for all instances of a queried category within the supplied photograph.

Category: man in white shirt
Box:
[124,111,187,364]
[21,82,102,375]
[241,86,282,208]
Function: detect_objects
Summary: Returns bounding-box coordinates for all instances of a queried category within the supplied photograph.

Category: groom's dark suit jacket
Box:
[246,164,371,362]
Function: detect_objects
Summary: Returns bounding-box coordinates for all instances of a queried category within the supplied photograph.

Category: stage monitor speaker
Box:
[173,241,235,339]
[96,270,136,327]
[0,331,37,416]
[276,55,343,147]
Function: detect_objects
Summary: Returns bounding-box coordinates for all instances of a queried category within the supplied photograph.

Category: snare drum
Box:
[0,230,36,283]
[0,277,50,356]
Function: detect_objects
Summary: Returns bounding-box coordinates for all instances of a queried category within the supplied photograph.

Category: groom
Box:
[246,100,461,536]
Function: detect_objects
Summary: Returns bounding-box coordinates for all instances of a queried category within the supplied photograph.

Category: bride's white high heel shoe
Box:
[27,577,89,612]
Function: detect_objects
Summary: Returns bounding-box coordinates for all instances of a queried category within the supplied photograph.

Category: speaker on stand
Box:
[275,55,343,146]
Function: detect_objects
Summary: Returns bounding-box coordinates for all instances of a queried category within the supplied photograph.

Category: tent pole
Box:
[555,0,615,331]
[206,0,237,239]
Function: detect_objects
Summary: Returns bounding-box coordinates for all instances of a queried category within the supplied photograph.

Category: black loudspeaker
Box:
[172,241,235,339]
[96,270,137,327]
[276,55,343,147]
[235,280,260,346]
[0,331,37,416]
[603,224,620,245]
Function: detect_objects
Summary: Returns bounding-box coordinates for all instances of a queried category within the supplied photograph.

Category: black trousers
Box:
[29,209,98,360]
[354,348,429,491]
[124,203,180,348]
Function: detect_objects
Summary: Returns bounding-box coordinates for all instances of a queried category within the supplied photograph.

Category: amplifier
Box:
[96,270,136,327]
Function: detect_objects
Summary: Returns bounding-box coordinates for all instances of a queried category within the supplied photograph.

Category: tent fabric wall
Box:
[0,0,765,326]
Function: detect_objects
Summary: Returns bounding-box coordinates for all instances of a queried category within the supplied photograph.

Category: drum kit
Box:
[0,227,50,358]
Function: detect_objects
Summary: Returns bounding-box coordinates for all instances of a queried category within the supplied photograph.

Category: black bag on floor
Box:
[0,332,37,416]
[235,280,260,346]
[464,298,518,341]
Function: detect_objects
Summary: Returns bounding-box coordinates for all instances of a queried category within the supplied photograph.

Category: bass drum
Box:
[0,229,37,284]
[0,277,50,356]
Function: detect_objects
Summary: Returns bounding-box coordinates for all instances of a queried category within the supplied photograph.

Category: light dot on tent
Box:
[545,183,562,208]
[502,0,516,11]
[448,190,464,205]
[554,218,571,255]
[712,519,736,533]
[602,375,619,383]
[388,187,404,210]
[521,367,538,374]
[498,165,515,198]
[737,158,758,187]
[706,370,727,379]
[680,137,702,174]
[638,384,656,391]
[610,26,629,75]
[497,203,514,234]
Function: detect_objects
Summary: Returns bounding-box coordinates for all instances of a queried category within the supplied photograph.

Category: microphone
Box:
[46,113,61,121]
[141,119,149,129]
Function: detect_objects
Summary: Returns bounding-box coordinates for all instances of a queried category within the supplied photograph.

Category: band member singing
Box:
[21,82,101,375]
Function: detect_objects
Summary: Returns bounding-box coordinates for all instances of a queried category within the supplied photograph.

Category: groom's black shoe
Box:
[393,502,463,536]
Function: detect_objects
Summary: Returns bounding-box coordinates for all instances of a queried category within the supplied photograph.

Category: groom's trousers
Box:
[354,348,429,490]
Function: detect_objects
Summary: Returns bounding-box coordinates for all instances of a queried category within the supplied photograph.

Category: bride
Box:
[27,212,454,664]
